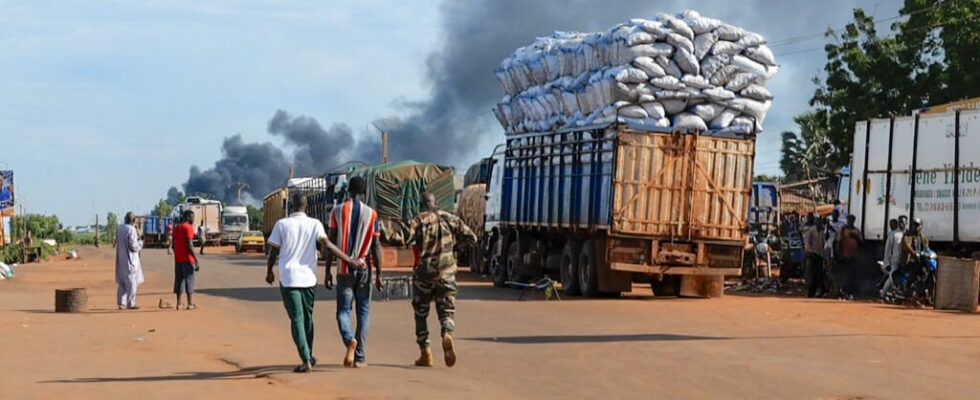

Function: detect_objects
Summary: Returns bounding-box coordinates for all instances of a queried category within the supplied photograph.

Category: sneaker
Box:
[354,361,368,368]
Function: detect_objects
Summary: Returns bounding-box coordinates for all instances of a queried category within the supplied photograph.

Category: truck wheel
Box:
[560,241,582,296]
[578,240,600,297]
[492,241,512,288]
[650,275,681,297]
[506,241,525,284]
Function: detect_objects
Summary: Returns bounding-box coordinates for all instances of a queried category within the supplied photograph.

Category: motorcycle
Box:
[881,249,938,306]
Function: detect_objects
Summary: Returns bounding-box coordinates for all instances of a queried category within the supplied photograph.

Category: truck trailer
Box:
[482,124,755,297]
[177,197,222,246]
[841,108,980,253]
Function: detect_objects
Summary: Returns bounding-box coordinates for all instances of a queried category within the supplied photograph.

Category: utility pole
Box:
[372,119,400,164]
[94,214,100,248]
[229,182,249,206]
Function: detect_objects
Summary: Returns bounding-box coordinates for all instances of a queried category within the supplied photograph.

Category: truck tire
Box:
[472,245,486,275]
[579,240,600,297]
[493,241,517,287]
[506,240,525,284]
[650,275,681,297]
[490,237,508,288]
[560,241,582,296]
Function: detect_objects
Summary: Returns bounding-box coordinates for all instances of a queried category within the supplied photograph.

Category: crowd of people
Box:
[113,176,478,373]
[789,209,931,299]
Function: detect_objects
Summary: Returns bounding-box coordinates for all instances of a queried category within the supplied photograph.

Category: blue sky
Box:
[1,0,900,226]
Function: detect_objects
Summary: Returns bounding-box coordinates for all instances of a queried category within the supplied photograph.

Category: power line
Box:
[767,2,949,49]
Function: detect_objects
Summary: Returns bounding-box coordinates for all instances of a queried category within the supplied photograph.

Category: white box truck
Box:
[842,108,980,253]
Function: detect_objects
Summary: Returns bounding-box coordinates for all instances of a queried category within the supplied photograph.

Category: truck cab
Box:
[221,205,249,245]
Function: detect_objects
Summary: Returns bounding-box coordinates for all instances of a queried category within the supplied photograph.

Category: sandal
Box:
[187,304,197,310]
[293,363,311,373]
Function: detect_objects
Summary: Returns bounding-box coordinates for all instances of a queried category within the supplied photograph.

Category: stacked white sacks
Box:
[492,10,778,135]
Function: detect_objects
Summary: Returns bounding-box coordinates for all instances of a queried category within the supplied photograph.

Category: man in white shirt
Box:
[266,194,361,373]
[881,218,904,297]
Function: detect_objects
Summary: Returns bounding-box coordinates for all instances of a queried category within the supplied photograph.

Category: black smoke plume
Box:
[180,110,378,204]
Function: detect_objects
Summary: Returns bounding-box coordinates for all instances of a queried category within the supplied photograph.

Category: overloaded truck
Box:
[481,124,755,297]
[220,205,249,245]
[839,105,980,254]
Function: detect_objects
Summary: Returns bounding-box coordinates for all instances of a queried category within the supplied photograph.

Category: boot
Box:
[414,347,433,367]
[442,334,456,367]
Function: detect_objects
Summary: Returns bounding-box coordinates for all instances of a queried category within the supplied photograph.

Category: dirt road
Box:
[1,246,979,400]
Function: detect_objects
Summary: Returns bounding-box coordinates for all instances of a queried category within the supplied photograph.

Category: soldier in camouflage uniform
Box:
[406,192,477,367]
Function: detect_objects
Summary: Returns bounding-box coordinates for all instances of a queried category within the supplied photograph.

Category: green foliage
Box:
[106,212,119,243]
[12,214,61,239]
[806,0,980,172]
[780,111,839,182]
[176,191,186,204]
[753,175,781,183]
[247,205,264,231]
[152,198,173,218]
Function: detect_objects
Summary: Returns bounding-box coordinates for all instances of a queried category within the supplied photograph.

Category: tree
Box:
[780,111,839,182]
[247,205,264,231]
[807,1,980,172]
[152,199,173,218]
[106,212,119,243]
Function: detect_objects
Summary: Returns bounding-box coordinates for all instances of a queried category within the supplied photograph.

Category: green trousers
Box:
[281,286,316,362]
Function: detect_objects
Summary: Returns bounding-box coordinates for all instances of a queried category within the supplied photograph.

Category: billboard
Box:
[0,170,12,216]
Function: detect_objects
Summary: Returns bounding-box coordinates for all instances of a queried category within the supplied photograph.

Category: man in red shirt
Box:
[172,210,201,310]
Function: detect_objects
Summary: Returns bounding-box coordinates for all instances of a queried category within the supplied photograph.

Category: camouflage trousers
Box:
[412,276,458,348]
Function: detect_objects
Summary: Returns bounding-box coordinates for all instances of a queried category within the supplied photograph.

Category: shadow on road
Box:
[466,333,729,344]
[41,364,327,383]
[465,332,980,345]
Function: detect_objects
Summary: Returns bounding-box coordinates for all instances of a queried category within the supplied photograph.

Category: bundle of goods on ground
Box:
[492,10,778,135]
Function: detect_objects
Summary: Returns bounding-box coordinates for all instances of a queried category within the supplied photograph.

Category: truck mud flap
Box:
[679,275,724,298]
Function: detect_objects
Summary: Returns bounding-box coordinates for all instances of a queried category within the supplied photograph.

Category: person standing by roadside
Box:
[172,210,201,310]
[166,220,174,255]
[801,213,825,298]
[266,194,360,373]
[404,192,477,367]
[326,176,383,368]
[198,221,207,255]
[881,219,904,297]
[115,212,144,310]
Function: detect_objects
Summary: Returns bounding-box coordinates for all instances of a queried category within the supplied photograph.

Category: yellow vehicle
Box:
[236,230,265,253]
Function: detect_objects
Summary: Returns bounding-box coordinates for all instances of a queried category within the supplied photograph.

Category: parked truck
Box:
[481,124,755,297]
[840,107,980,254]
[142,216,173,248]
[220,205,249,245]
[176,197,222,246]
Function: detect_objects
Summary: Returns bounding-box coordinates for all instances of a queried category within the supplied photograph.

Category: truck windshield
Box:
[223,216,246,225]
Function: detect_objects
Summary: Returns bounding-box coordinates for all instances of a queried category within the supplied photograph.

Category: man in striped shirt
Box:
[326,176,383,368]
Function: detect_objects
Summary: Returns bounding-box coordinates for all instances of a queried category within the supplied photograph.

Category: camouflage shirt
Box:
[406,210,477,280]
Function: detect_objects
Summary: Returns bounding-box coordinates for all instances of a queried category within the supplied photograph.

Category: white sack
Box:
[665,60,684,78]
[724,72,757,92]
[666,32,695,54]
[710,40,743,56]
[674,48,700,75]
[619,104,648,119]
[673,112,708,131]
[681,74,712,89]
[703,86,737,102]
[714,24,746,41]
[693,32,718,60]
[691,103,725,121]
[710,108,739,128]
[650,76,685,90]
[709,64,741,86]
[741,84,773,101]
[633,56,667,78]
[641,102,666,119]
[725,98,771,120]
[744,45,776,66]
[738,33,766,47]
[662,99,688,114]
[616,67,650,83]
[685,16,722,34]
[629,43,675,59]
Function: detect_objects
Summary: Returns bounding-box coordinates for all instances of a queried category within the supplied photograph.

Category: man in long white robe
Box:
[115,212,144,310]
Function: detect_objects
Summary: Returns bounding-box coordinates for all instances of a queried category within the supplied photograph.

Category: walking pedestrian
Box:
[172,210,201,310]
[404,192,477,367]
[115,212,144,310]
[266,193,360,373]
[801,213,825,298]
[326,176,383,368]
[198,222,206,254]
